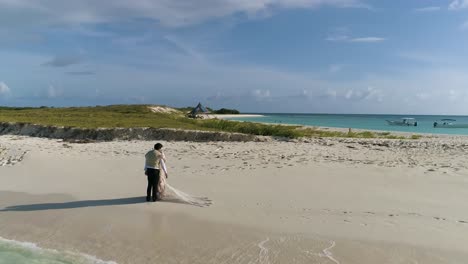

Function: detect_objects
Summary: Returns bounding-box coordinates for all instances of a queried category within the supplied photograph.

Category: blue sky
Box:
[1,0,468,114]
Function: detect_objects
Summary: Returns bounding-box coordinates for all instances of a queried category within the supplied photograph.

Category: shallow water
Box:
[0,237,116,264]
[227,114,468,135]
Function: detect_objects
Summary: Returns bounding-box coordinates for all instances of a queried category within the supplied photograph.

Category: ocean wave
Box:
[0,236,117,264]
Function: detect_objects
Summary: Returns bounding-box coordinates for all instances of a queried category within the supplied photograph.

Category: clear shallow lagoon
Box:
[0,237,116,264]
[226,114,468,135]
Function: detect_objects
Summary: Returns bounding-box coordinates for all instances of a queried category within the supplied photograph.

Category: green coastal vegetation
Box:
[0,105,416,139]
[207,107,240,114]
[176,106,240,115]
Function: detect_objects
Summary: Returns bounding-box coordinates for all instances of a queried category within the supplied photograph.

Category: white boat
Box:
[386,117,418,126]
[433,119,468,128]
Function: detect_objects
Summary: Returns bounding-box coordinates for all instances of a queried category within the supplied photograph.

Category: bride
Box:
[157,149,211,207]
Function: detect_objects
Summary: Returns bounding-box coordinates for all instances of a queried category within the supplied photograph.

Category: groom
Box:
[144,143,163,202]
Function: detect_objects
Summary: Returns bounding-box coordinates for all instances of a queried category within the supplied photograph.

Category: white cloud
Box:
[0,0,369,28]
[349,37,385,43]
[0,81,11,96]
[363,86,383,101]
[252,89,271,99]
[345,89,353,99]
[449,0,468,10]
[414,6,441,12]
[343,86,383,102]
[327,36,385,43]
[3,32,468,114]
[326,29,385,43]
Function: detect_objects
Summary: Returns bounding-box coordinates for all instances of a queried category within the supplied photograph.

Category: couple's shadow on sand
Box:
[0,196,212,212]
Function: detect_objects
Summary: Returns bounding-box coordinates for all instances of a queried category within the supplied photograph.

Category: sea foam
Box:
[0,236,117,264]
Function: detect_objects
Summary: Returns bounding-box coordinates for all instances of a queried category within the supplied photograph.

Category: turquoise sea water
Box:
[226,114,468,135]
[0,237,116,264]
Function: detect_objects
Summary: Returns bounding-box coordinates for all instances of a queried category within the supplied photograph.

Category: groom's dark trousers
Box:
[146,168,160,201]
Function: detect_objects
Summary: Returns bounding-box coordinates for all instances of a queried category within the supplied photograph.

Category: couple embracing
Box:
[144,143,168,202]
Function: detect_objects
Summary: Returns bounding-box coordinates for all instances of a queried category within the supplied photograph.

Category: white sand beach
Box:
[1,134,468,263]
[209,114,265,119]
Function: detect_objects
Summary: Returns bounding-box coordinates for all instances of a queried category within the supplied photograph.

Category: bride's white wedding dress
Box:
[158,159,211,207]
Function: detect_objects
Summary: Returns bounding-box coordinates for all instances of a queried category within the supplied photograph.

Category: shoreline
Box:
[222,116,468,138]
[208,114,265,119]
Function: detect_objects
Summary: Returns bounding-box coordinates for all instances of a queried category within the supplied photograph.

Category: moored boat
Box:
[386,117,418,126]
[433,119,468,128]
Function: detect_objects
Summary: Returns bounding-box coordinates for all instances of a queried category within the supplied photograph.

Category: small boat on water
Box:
[386,117,418,126]
[433,119,468,128]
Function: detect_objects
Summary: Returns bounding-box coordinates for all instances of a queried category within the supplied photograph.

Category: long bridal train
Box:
[159,159,212,207]
[164,184,212,207]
